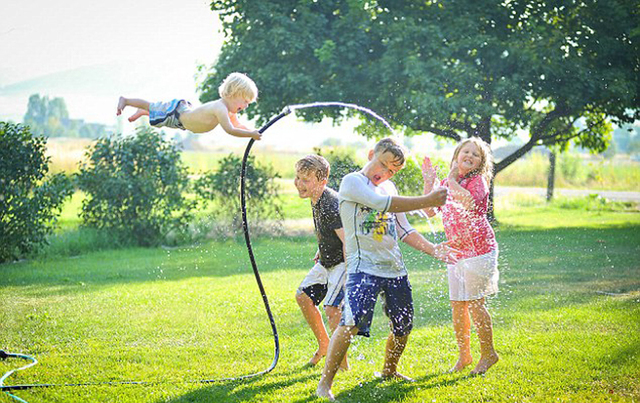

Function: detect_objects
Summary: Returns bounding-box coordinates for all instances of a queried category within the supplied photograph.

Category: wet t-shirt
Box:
[312,188,345,269]
[339,172,415,278]
[439,174,497,259]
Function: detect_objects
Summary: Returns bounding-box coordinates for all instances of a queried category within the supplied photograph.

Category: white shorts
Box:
[447,249,499,301]
[297,262,347,307]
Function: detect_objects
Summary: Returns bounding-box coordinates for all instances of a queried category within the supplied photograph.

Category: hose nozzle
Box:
[281,105,292,115]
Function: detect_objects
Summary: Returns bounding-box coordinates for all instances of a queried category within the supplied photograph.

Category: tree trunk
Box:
[546,149,556,202]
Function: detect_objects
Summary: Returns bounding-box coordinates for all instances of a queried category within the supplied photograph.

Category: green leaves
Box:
[76,128,195,246]
[0,122,73,262]
[193,153,282,230]
[205,0,638,172]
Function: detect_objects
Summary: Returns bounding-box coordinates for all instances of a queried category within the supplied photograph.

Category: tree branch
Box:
[425,127,462,141]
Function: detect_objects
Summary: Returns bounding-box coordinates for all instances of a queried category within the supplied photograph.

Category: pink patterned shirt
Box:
[438,174,497,259]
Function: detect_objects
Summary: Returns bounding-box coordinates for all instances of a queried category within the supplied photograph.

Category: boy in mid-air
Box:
[316,137,459,401]
[294,155,348,370]
[116,72,262,141]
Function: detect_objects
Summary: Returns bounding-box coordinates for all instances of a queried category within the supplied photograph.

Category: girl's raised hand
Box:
[422,156,437,188]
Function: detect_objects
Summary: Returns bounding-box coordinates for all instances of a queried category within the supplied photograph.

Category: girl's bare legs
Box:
[325,305,349,370]
[317,325,358,401]
[296,292,330,366]
[468,298,499,374]
[450,300,473,372]
[117,97,151,121]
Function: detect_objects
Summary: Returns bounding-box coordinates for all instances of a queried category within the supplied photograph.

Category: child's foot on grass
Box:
[316,384,335,401]
[374,371,415,382]
[307,350,326,366]
[470,353,499,375]
[449,355,473,373]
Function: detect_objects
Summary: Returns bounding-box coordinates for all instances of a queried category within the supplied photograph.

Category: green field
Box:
[45,138,640,191]
[1,201,639,402]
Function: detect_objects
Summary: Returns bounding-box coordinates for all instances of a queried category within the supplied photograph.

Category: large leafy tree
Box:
[202,0,638,181]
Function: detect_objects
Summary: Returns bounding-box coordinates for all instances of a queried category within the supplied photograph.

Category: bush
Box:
[0,122,73,262]
[313,147,362,191]
[193,153,282,232]
[76,128,196,246]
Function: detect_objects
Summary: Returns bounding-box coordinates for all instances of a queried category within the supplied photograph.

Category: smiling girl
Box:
[422,137,500,375]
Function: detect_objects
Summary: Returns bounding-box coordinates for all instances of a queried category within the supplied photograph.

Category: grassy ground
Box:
[1,203,639,402]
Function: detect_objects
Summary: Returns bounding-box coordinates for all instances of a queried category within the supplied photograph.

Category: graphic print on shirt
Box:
[359,207,397,242]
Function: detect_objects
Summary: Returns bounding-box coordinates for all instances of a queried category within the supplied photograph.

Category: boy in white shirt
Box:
[316,137,459,401]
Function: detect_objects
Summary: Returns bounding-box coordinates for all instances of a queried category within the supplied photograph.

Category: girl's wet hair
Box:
[219,72,258,102]
[451,137,494,182]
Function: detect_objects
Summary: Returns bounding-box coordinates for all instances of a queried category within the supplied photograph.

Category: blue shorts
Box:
[340,272,413,337]
[149,99,191,130]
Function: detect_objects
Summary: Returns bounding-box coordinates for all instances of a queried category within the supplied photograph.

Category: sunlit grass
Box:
[2,200,639,402]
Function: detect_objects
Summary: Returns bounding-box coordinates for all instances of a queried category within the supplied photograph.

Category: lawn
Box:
[1,206,639,402]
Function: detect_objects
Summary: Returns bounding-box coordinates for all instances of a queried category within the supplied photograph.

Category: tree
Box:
[23,94,106,138]
[0,122,73,262]
[203,0,639,215]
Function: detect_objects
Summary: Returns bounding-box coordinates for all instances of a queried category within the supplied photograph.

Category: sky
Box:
[0,0,377,151]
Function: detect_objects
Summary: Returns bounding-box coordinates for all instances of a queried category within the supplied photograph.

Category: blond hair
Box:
[295,155,331,181]
[374,137,406,166]
[218,72,258,102]
[451,137,494,182]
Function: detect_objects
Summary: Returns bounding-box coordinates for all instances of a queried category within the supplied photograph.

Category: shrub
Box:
[0,122,73,262]
[313,147,362,191]
[76,128,196,246]
[193,153,282,231]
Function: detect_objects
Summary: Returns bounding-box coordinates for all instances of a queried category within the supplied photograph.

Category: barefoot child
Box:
[421,137,500,375]
[317,138,459,401]
[294,155,348,369]
[117,72,262,140]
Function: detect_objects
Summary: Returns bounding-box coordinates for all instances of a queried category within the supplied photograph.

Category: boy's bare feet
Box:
[374,371,415,382]
[316,384,335,401]
[128,108,148,122]
[308,350,326,366]
[116,96,126,115]
[449,355,473,373]
[470,353,499,375]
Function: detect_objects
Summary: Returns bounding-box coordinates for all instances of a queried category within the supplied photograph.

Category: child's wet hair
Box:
[219,72,258,102]
[374,137,406,166]
[295,155,331,181]
[451,137,494,182]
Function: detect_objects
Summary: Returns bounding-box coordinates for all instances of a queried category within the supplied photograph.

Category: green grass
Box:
[2,205,639,402]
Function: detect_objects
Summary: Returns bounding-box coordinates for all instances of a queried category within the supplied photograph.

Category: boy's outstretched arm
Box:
[214,105,262,140]
[387,188,448,213]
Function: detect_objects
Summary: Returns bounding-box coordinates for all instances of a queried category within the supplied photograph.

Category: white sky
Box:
[0,0,220,84]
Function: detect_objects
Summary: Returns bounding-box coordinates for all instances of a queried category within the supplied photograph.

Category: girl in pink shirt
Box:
[422,137,500,375]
